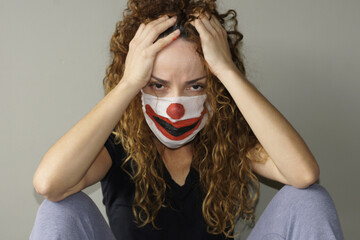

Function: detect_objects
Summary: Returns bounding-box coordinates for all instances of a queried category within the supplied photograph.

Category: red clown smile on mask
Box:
[140,89,210,149]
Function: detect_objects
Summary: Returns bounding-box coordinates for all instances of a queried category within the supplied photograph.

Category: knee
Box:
[254,184,343,239]
[36,191,95,220]
[31,192,97,239]
[276,184,338,217]
[279,184,332,205]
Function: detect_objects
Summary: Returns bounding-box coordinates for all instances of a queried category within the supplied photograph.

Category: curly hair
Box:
[102,0,265,238]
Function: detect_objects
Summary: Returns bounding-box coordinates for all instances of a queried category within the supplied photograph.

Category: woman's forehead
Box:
[152,39,206,78]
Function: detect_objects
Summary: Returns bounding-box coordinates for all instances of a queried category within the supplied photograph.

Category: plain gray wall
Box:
[1,0,358,239]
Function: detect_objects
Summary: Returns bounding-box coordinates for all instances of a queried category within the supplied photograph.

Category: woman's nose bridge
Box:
[169,85,183,97]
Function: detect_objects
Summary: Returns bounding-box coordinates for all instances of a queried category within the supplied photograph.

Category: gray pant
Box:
[30,184,344,240]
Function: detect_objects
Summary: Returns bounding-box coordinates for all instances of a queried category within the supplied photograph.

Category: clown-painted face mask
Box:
[140,89,210,149]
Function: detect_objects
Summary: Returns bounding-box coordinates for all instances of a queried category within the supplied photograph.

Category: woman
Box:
[31,0,343,239]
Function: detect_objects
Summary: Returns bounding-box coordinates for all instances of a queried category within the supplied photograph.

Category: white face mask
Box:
[140,89,211,149]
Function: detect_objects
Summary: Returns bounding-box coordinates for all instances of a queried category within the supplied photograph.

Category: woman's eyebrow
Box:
[150,75,207,84]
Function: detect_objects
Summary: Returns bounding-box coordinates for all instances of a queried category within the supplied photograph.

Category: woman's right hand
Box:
[122,15,180,90]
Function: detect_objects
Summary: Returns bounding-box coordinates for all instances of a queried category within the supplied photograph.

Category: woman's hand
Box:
[122,15,180,90]
[191,14,237,78]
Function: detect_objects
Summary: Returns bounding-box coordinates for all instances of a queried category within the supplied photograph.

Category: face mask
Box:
[140,89,211,149]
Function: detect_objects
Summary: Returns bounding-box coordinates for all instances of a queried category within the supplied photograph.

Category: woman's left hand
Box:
[190,13,237,78]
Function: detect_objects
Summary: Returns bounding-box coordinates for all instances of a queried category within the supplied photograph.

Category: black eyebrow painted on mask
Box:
[150,75,207,85]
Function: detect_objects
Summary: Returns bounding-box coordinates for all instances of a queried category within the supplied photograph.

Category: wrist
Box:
[118,76,142,91]
[216,64,246,84]
[114,78,141,96]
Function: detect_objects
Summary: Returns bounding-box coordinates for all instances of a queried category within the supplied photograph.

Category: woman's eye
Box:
[190,84,204,91]
[149,83,164,90]
[155,83,163,89]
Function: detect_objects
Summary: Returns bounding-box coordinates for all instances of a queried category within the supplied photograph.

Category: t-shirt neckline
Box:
[162,163,195,200]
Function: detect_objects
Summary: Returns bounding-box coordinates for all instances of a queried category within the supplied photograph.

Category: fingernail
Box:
[172,30,180,41]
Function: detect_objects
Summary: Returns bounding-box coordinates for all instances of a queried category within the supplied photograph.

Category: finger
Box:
[148,29,181,54]
[207,14,224,36]
[133,23,146,40]
[192,12,200,18]
[209,15,227,37]
[193,18,212,42]
[198,14,217,37]
[189,12,200,26]
[137,15,170,39]
[146,15,170,28]
[140,16,177,43]
[209,15,221,29]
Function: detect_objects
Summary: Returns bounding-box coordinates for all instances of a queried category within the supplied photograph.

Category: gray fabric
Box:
[30,191,116,240]
[246,184,344,240]
[30,184,343,240]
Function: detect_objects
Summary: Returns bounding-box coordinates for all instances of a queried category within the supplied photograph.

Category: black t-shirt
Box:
[101,133,228,240]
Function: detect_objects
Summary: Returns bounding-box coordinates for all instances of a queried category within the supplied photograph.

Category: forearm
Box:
[33,79,139,195]
[218,68,319,186]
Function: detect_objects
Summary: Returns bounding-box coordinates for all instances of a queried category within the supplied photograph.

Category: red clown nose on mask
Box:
[166,103,185,119]
[140,89,211,149]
